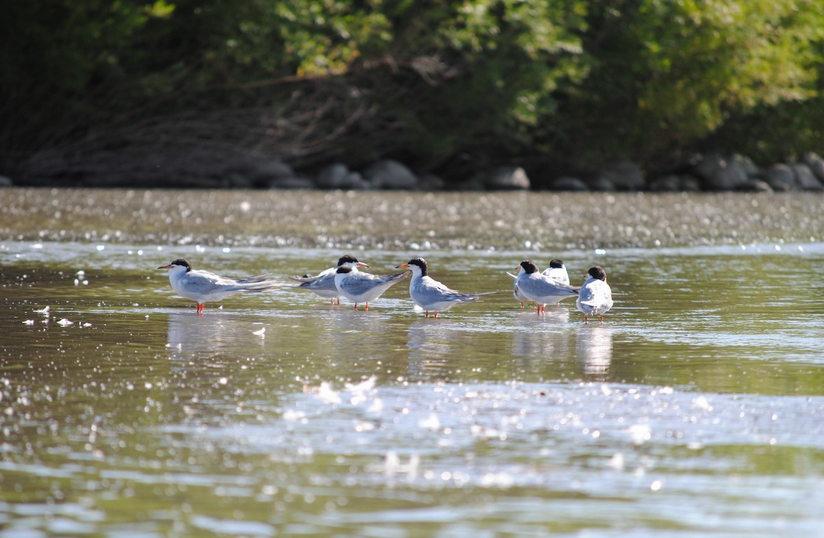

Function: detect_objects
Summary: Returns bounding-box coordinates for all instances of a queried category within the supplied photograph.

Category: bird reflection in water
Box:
[406,319,457,378]
[166,312,265,363]
[510,309,572,359]
[575,325,613,380]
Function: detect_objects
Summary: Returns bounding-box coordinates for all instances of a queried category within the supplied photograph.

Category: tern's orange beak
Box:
[357,262,370,268]
[396,263,410,269]
[158,264,172,269]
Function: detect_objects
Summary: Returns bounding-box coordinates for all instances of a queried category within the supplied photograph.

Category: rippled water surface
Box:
[2,239,824,537]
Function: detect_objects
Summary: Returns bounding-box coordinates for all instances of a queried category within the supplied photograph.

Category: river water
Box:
[1,189,823,537]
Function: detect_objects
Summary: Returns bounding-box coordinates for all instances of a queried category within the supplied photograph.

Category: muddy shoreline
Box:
[1,188,820,250]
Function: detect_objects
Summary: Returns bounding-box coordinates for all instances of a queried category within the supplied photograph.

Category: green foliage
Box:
[2,0,824,182]
[553,0,824,166]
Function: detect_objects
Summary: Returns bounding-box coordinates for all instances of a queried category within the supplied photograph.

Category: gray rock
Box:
[585,176,616,191]
[483,166,531,190]
[692,153,749,190]
[801,152,824,183]
[735,179,773,193]
[364,159,418,190]
[0,175,12,187]
[252,160,295,182]
[601,161,645,191]
[315,163,349,189]
[648,175,681,192]
[551,177,589,191]
[791,163,823,191]
[267,176,315,189]
[763,164,796,191]
[732,153,760,176]
[315,164,369,190]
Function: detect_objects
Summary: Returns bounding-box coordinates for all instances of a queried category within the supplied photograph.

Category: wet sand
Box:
[1,188,820,249]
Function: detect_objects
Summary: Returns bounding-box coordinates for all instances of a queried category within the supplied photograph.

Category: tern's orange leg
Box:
[196,303,204,315]
[434,312,438,319]
[365,303,369,311]
[353,303,358,310]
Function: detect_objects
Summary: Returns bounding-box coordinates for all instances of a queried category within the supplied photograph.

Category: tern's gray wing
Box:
[340,271,407,296]
[518,275,578,300]
[235,273,275,284]
[289,266,336,283]
[290,272,336,291]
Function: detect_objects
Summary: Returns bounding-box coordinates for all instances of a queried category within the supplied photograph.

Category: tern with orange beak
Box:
[158,258,280,315]
[397,257,494,318]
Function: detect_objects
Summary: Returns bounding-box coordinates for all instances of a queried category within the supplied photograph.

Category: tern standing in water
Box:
[576,266,614,323]
[289,255,369,305]
[158,258,280,315]
[513,260,579,313]
[397,257,494,318]
[333,265,409,310]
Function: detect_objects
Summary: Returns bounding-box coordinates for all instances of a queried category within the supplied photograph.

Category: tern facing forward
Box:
[397,258,494,318]
[508,258,570,308]
[334,265,409,310]
[289,255,369,305]
[158,258,280,315]
[576,266,613,323]
[514,260,579,313]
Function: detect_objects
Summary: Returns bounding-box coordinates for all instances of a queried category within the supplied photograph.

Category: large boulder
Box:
[791,163,823,191]
[267,176,315,189]
[692,153,751,191]
[599,161,645,191]
[801,152,824,183]
[584,176,617,192]
[763,164,796,191]
[315,163,370,190]
[250,160,295,185]
[648,175,681,192]
[483,166,531,190]
[551,177,589,191]
[364,159,418,189]
[735,179,773,193]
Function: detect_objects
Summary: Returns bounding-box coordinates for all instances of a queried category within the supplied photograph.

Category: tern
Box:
[158,258,280,315]
[576,266,614,323]
[397,258,494,318]
[507,258,570,307]
[513,260,579,313]
[334,265,409,310]
[542,259,570,285]
[289,255,369,305]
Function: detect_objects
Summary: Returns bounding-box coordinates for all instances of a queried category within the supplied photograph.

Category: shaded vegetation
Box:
[2,0,823,185]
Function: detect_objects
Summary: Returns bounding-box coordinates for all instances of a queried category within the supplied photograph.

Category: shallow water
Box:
[2,239,823,537]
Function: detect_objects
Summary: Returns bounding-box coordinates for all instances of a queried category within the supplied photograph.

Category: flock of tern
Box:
[158,255,613,322]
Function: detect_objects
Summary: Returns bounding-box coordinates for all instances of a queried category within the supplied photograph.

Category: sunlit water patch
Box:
[1,241,823,537]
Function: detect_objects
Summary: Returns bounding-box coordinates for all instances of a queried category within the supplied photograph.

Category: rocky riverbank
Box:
[5,152,824,193]
[1,188,821,250]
